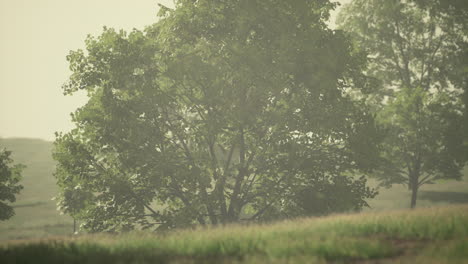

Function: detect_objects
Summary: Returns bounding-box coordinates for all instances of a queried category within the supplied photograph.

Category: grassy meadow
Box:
[0,138,73,241]
[365,166,468,211]
[1,205,468,263]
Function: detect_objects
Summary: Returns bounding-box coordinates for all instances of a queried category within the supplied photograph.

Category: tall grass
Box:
[1,205,467,264]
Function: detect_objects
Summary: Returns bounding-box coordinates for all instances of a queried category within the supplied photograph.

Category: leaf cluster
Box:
[0,148,24,220]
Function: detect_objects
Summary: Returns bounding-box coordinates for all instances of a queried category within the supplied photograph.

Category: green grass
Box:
[0,138,73,241]
[1,205,467,263]
[365,167,468,211]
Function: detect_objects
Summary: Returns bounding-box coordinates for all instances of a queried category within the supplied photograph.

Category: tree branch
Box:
[394,19,412,87]
[418,174,435,187]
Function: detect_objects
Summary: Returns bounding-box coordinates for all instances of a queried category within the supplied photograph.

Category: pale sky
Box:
[0,0,349,141]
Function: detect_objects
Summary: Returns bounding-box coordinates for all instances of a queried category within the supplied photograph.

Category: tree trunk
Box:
[409,157,421,209]
[409,168,420,209]
[410,184,418,209]
[73,218,76,234]
[227,127,246,222]
[201,188,218,225]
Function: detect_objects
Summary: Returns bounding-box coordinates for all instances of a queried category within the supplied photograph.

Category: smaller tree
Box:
[377,87,466,208]
[338,0,468,209]
[55,185,92,234]
[0,148,24,220]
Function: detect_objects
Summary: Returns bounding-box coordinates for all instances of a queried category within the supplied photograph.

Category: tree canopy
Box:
[0,148,24,220]
[411,0,468,134]
[54,0,380,232]
[338,0,468,208]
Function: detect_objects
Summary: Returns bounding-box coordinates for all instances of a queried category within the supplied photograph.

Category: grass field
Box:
[1,205,467,263]
[0,138,73,241]
[1,138,468,242]
[365,167,468,211]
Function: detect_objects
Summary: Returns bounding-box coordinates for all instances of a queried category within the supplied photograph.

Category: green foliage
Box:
[338,0,468,208]
[0,148,24,220]
[54,0,381,232]
[291,176,377,217]
[338,0,463,92]
[378,86,466,185]
[411,0,468,144]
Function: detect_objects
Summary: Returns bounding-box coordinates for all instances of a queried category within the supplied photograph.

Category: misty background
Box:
[0,0,174,140]
[0,0,349,141]
[0,0,466,252]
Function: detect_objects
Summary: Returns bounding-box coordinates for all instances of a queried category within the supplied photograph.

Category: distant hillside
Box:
[0,138,56,202]
[0,138,73,241]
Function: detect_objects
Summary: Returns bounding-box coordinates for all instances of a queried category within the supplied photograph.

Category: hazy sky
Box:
[0,0,348,141]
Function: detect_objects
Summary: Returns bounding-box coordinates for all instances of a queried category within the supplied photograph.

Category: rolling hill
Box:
[0,138,73,241]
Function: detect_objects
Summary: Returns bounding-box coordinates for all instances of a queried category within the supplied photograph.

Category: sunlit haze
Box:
[0,0,174,140]
[0,0,348,141]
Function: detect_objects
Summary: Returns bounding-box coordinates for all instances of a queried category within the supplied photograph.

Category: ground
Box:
[1,205,467,263]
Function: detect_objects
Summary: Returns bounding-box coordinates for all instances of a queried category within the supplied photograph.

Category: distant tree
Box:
[338,0,468,208]
[378,86,466,208]
[55,183,92,233]
[0,148,24,220]
[54,0,379,232]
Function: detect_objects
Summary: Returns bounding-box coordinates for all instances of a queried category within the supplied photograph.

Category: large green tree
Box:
[338,0,468,208]
[0,148,24,220]
[54,0,378,232]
